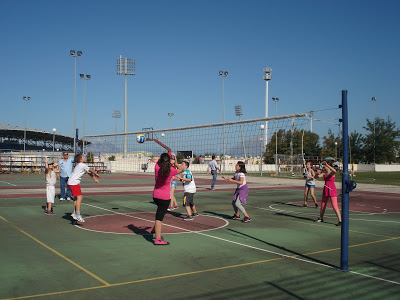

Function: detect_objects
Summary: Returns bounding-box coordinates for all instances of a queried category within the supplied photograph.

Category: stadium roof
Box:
[0,123,86,151]
[0,123,77,144]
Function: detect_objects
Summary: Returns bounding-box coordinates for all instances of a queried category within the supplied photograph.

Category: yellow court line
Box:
[290,220,395,238]
[2,235,400,300]
[0,216,110,286]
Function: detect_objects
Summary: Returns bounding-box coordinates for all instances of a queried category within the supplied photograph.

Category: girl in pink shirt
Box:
[153,152,184,245]
[314,160,342,226]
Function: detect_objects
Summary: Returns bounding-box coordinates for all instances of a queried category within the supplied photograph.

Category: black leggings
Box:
[153,198,170,221]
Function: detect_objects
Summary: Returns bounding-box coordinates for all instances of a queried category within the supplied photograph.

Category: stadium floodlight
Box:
[272,97,279,174]
[263,68,272,147]
[22,96,31,154]
[70,49,83,154]
[168,113,174,128]
[112,110,121,153]
[219,70,228,171]
[80,74,91,155]
[117,55,135,158]
[52,128,56,155]
[235,105,246,158]
[371,97,376,166]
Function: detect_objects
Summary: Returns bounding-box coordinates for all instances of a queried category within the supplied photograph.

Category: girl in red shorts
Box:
[67,153,100,223]
[314,160,342,226]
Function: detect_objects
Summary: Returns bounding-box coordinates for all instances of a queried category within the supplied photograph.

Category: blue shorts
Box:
[305,184,315,189]
[171,180,178,188]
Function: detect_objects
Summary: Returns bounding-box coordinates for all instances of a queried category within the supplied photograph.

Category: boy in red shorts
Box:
[67,153,100,222]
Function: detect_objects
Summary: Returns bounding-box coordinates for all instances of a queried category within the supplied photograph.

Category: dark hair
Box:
[182,161,190,168]
[74,153,83,163]
[159,153,171,177]
[236,161,247,173]
[212,155,216,159]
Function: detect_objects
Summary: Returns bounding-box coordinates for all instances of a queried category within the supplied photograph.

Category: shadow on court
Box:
[275,212,316,222]
[228,228,338,269]
[202,210,232,219]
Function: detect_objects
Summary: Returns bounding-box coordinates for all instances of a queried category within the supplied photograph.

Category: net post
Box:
[340,90,349,271]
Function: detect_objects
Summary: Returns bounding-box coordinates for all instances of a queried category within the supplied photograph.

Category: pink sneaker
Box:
[167,206,173,211]
[154,238,169,245]
[173,205,178,209]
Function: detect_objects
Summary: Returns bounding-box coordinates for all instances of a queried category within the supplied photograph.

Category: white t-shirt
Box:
[234,171,246,188]
[67,163,90,185]
[182,169,196,193]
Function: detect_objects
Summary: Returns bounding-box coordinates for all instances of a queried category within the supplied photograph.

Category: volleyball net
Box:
[84,113,309,175]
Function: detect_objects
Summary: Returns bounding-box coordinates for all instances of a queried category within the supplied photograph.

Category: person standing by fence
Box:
[58,152,74,200]
[207,155,220,190]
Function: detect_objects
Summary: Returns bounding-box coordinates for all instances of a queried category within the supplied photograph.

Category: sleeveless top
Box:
[323,174,337,197]
[46,171,57,186]
[304,170,315,186]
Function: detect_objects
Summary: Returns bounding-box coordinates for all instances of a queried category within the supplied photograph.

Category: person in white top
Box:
[44,157,60,215]
[67,153,100,223]
[222,161,251,222]
[176,161,198,221]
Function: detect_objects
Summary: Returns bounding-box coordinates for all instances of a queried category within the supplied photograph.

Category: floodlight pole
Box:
[80,74,91,155]
[117,55,135,158]
[168,113,174,150]
[70,50,82,155]
[52,128,56,156]
[272,97,279,175]
[112,110,121,154]
[235,105,246,158]
[219,70,228,172]
[371,97,376,168]
[260,124,264,176]
[263,68,272,147]
[22,96,31,154]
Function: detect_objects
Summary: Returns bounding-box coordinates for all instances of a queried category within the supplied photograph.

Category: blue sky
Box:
[0,0,399,141]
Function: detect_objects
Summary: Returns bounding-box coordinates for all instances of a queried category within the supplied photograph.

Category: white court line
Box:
[0,180,17,186]
[78,201,400,286]
[248,204,400,224]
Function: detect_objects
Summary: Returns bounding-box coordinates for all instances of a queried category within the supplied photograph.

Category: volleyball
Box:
[136,134,145,143]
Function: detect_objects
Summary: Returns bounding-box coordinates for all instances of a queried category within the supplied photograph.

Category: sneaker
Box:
[336,221,342,226]
[193,213,199,217]
[167,206,174,211]
[71,212,77,220]
[231,214,240,220]
[183,216,194,221]
[315,204,319,208]
[243,216,251,223]
[47,211,56,216]
[66,197,72,201]
[302,204,307,207]
[59,198,65,201]
[76,215,85,222]
[173,205,178,209]
[154,238,169,245]
[314,218,323,223]
[44,209,48,214]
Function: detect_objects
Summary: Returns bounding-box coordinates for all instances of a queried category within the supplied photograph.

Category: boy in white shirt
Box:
[67,153,100,222]
[176,161,198,221]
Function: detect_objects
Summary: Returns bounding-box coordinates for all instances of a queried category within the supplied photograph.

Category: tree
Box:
[321,129,340,159]
[363,117,400,164]
[176,152,184,164]
[349,131,364,163]
[263,129,320,163]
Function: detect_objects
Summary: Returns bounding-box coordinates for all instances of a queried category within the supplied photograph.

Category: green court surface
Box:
[0,173,399,299]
